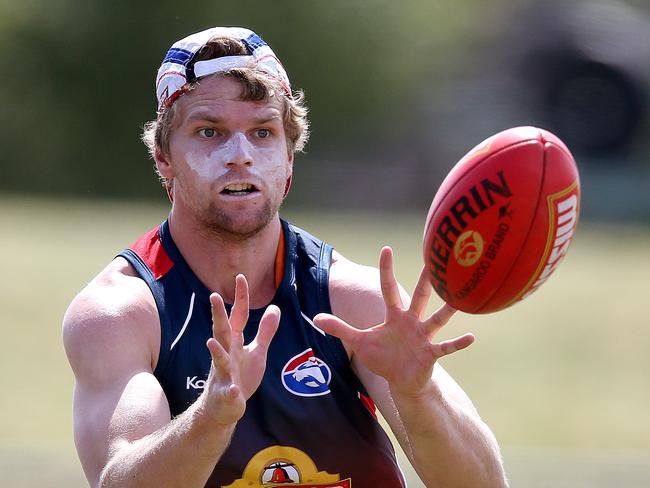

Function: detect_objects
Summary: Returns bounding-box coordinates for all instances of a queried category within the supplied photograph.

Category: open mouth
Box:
[221,183,259,196]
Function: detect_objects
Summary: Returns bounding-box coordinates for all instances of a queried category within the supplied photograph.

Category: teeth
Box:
[224,183,253,191]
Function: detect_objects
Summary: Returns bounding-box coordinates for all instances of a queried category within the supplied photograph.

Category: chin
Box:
[201,202,278,241]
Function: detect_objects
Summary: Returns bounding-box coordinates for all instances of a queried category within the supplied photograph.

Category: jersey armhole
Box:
[117,249,172,377]
[317,243,356,371]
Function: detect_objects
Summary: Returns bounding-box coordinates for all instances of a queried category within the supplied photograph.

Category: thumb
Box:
[313,313,360,344]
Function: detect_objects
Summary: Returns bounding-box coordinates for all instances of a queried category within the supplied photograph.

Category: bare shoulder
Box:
[62,257,160,383]
[63,258,169,484]
[329,250,408,329]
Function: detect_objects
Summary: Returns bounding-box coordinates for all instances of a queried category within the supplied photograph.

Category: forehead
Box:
[174,75,284,123]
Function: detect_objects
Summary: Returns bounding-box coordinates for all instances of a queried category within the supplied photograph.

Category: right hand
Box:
[203,274,280,426]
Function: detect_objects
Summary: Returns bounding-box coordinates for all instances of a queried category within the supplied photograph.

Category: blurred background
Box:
[1,0,649,486]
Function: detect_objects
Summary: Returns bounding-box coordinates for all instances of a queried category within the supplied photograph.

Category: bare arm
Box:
[63,266,279,488]
[315,248,508,488]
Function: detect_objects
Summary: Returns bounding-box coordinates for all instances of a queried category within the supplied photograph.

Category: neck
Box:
[167,210,282,309]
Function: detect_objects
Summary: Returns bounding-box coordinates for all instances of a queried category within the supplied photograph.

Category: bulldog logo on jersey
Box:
[281,348,332,397]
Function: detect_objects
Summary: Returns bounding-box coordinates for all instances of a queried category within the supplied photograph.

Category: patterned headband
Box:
[155,27,291,111]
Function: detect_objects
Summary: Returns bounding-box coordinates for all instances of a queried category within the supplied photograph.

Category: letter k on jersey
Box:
[186,376,206,390]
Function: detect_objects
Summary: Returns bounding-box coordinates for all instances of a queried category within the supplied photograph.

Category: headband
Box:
[155,27,291,110]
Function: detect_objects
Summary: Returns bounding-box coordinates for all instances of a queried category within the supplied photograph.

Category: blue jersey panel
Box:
[118,219,406,487]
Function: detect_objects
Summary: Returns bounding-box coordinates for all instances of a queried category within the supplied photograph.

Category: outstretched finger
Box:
[430,332,475,360]
[313,313,361,347]
[250,304,281,352]
[423,302,457,336]
[379,247,404,310]
[207,337,232,383]
[210,293,232,353]
[230,274,250,335]
[409,266,433,318]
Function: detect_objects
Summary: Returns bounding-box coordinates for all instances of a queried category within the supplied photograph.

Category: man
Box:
[63,27,508,488]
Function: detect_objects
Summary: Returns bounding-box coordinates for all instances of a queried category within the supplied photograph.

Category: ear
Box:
[283,151,294,198]
[154,146,175,179]
[283,174,293,198]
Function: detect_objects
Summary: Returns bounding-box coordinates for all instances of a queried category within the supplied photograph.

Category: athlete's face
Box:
[158,76,293,239]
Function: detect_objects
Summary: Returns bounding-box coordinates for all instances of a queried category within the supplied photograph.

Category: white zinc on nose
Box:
[188,132,255,180]
[222,132,254,167]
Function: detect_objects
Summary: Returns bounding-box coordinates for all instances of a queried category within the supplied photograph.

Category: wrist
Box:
[193,393,240,434]
[389,379,443,406]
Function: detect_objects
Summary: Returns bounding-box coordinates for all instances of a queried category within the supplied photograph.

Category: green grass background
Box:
[1,196,649,487]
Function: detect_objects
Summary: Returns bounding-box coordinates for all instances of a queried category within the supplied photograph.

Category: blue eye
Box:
[257,129,271,139]
[199,128,216,138]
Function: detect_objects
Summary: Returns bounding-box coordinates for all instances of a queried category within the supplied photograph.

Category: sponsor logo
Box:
[224,446,350,488]
[186,376,206,390]
[281,349,332,397]
[427,171,513,301]
[511,183,579,304]
[454,230,484,267]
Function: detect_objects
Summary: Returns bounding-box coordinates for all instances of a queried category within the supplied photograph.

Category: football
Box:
[423,126,581,314]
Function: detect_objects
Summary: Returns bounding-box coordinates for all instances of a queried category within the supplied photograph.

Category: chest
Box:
[155,288,348,416]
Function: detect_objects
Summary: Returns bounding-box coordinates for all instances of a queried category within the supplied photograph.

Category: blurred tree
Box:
[0,0,502,199]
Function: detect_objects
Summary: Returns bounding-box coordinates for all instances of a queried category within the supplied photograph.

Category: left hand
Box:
[204,274,280,425]
[314,246,474,398]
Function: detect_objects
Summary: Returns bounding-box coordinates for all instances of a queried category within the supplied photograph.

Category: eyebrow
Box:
[186,113,282,125]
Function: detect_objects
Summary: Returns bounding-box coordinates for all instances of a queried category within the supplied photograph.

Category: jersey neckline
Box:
[158,218,297,321]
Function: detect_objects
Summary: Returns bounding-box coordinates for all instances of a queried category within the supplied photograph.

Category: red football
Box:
[423,126,580,314]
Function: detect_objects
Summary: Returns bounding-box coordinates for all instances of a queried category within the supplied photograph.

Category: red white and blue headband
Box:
[155,27,292,111]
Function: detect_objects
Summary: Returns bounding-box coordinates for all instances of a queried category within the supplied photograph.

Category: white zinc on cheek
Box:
[187,132,289,180]
[186,133,253,180]
[186,149,221,180]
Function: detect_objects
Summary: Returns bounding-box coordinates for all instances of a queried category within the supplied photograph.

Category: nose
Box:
[224,132,253,167]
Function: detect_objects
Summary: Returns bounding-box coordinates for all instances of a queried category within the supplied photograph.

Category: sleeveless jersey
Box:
[118,219,407,488]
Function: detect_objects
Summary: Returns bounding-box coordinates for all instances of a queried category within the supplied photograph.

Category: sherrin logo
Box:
[281,348,332,397]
